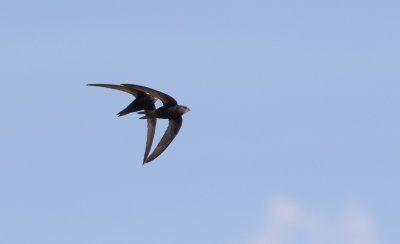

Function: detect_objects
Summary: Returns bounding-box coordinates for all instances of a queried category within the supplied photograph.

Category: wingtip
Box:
[142,157,154,164]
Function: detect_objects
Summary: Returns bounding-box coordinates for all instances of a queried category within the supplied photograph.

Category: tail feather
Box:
[117,102,142,117]
[117,108,133,117]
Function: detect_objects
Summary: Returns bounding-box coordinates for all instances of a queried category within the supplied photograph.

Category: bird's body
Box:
[140,104,189,119]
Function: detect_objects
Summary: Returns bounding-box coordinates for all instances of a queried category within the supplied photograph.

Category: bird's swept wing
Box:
[143,116,157,164]
[144,117,182,163]
[88,84,145,97]
[121,84,177,106]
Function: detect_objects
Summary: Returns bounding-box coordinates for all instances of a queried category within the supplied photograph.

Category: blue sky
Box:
[1,0,399,243]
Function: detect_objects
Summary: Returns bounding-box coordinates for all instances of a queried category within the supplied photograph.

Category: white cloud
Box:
[248,196,379,244]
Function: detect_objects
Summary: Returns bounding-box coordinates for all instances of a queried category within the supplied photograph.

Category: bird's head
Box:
[180,105,191,114]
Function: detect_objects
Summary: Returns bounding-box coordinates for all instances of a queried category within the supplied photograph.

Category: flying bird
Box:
[122,84,190,163]
[87,84,157,162]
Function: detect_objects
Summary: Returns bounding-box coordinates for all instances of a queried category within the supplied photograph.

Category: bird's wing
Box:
[144,117,182,163]
[87,84,145,97]
[121,84,177,106]
[143,115,157,164]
